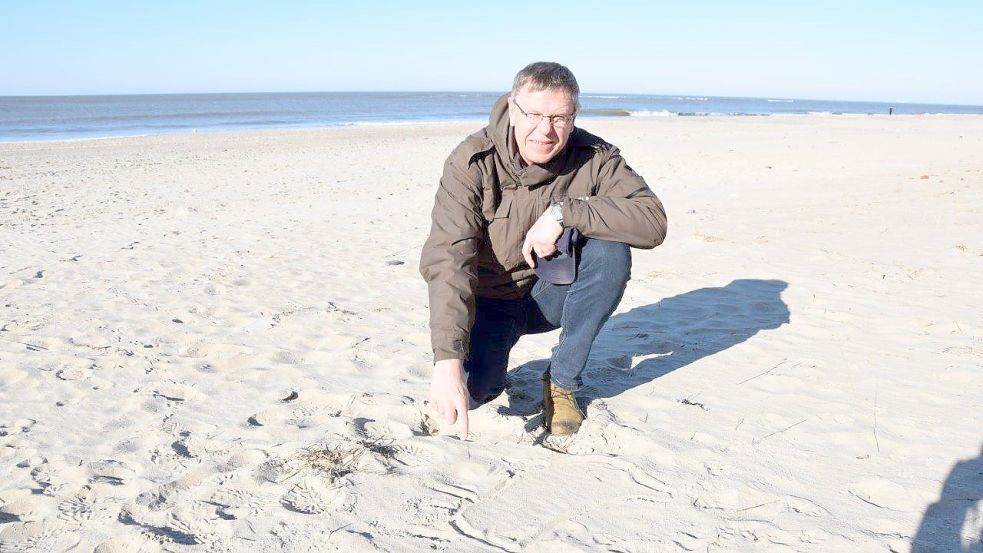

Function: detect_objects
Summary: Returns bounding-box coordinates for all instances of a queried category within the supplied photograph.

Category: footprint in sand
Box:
[209,479,278,519]
[183,340,257,370]
[56,486,116,529]
[30,458,89,495]
[391,441,449,468]
[255,455,308,484]
[118,501,216,547]
[221,448,269,471]
[87,459,139,487]
[357,419,415,441]
[274,350,304,364]
[166,502,224,544]
[280,477,351,514]
[0,519,81,552]
[55,362,95,381]
[0,488,58,522]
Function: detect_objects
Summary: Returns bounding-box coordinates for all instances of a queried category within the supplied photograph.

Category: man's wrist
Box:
[433,358,465,373]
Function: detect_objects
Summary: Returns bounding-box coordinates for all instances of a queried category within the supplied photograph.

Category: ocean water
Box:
[1,91,981,142]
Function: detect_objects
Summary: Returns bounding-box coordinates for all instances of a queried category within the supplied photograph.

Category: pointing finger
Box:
[522,240,536,268]
[439,403,455,425]
[458,403,469,440]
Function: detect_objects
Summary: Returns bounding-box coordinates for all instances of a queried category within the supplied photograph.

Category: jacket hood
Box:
[488,94,512,157]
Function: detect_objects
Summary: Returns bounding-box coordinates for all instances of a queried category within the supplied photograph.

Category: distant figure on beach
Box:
[420,62,667,438]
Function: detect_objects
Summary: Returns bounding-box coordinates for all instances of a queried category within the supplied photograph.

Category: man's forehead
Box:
[514,86,576,111]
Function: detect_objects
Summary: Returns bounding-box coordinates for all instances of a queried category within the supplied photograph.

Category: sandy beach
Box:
[1,116,981,552]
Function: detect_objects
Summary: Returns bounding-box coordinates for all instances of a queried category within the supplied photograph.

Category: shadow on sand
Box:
[502,278,790,416]
[912,446,983,552]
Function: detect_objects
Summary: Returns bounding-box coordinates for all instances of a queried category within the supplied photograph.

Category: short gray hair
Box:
[510,62,580,109]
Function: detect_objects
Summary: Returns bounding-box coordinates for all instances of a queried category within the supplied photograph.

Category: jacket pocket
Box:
[485,196,522,270]
[493,197,512,219]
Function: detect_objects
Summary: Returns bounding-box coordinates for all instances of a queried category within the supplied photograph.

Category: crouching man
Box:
[420,62,667,438]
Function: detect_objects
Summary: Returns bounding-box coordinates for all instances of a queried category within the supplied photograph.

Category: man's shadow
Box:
[912,446,983,552]
[502,278,790,416]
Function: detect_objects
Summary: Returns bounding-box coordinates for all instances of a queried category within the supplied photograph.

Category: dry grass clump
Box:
[297,442,365,480]
[298,438,399,480]
[258,437,402,485]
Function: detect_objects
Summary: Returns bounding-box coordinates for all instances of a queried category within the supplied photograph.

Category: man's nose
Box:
[536,117,557,133]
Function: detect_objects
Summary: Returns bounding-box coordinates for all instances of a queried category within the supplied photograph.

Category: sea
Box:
[2,91,982,143]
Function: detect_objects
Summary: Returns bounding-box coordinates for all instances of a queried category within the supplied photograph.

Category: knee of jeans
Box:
[583,239,631,283]
[466,364,507,405]
[468,381,505,406]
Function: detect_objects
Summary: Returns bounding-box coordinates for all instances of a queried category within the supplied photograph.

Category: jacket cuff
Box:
[432,338,469,363]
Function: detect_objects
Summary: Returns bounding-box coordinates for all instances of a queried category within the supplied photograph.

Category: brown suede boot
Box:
[543,371,584,436]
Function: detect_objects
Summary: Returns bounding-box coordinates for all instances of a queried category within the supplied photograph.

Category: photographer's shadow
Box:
[912,446,983,552]
[503,278,790,415]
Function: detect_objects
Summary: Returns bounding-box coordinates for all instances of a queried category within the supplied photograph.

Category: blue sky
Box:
[2,1,981,104]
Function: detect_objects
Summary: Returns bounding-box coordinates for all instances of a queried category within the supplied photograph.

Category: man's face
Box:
[508,85,577,166]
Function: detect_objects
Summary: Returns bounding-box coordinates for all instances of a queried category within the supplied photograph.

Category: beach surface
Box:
[1,116,981,552]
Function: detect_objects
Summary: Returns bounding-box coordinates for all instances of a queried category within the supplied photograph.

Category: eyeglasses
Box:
[513,99,576,129]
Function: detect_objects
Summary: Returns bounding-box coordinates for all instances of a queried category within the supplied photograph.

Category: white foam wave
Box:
[627,110,676,117]
[343,120,423,126]
[767,99,794,103]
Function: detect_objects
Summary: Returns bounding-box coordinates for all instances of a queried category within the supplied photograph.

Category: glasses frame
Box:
[512,99,576,129]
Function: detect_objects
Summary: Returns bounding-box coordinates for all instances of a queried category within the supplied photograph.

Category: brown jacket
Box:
[420,95,667,362]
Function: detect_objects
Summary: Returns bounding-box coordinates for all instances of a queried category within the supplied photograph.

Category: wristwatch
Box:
[549,202,564,225]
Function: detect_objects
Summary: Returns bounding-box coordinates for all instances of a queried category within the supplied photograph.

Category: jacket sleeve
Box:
[562,148,668,249]
[419,155,484,363]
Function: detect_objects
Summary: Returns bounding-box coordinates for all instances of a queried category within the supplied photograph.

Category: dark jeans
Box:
[465,238,631,405]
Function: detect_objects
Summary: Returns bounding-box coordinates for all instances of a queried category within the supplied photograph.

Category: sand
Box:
[0,116,981,552]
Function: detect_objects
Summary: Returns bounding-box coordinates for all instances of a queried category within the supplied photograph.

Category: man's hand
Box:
[521,208,564,268]
[429,359,469,440]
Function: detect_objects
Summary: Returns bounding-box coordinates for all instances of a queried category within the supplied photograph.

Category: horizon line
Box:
[1,90,981,109]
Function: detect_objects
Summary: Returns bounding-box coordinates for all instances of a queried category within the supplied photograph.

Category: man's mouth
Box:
[529,139,554,148]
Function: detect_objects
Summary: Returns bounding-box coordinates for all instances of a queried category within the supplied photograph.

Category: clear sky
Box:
[2,0,981,105]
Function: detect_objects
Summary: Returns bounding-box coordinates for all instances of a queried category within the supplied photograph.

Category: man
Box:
[420,62,667,439]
